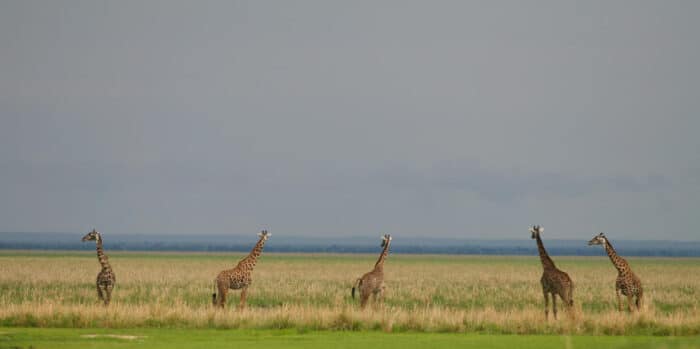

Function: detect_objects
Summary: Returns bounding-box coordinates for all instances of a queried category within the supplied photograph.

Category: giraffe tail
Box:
[568,285,574,307]
[351,278,362,299]
[636,289,644,310]
[212,280,217,306]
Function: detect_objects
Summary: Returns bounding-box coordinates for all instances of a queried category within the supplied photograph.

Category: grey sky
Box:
[1,1,699,239]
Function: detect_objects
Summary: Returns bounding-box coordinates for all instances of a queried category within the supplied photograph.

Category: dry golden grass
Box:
[1,251,699,334]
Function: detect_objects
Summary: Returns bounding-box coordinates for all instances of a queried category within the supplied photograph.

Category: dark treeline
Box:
[1,232,699,257]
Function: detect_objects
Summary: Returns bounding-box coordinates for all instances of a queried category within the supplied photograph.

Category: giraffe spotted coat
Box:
[352,234,392,309]
[81,229,116,306]
[212,230,270,308]
[530,225,574,319]
[589,233,643,312]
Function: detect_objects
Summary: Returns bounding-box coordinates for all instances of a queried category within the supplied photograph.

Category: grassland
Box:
[1,251,699,336]
[2,328,700,349]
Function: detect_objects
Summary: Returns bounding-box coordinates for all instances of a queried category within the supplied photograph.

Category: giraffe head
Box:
[81,229,101,242]
[257,230,271,241]
[529,225,543,239]
[588,232,607,246]
[380,234,392,247]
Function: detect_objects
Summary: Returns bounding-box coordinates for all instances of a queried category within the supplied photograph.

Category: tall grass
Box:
[1,251,699,334]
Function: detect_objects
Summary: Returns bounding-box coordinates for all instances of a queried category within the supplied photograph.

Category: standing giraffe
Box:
[212,230,270,309]
[588,232,643,312]
[81,229,116,306]
[352,234,392,309]
[530,225,574,319]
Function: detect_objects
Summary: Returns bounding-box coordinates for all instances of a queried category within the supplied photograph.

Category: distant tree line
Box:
[1,240,698,257]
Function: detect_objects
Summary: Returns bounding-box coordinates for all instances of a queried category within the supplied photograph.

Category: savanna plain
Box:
[1,251,699,348]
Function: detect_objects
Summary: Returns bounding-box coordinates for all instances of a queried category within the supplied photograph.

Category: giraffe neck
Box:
[535,234,557,270]
[95,235,111,271]
[603,239,629,274]
[237,236,267,271]
[374,241,390,271]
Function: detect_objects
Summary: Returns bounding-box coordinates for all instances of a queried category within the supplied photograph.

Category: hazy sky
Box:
[1,1,699,239]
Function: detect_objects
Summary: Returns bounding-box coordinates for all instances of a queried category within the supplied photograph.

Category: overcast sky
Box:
[1,1,699,239]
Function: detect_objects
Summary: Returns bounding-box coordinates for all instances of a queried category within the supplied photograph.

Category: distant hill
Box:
[1,232,698,257]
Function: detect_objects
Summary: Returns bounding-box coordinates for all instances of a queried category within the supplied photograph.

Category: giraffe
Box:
[81,229,116,306]
[530,225,574,319]
[588,232,643,312]
[352,234,391,309]
[212,230,270,309]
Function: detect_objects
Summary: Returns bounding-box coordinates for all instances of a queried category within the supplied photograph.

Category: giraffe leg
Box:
[635,293,643,311]
[551,293,558,320]
[616,288,623,312]
[562,290,576,320]
[542,290,549,319]
[217,287,228,308]
[567,287,574,308]
[360,291,370,309]
[238,287,248,309]
[371,289,384,309]
[103,284,113,306]
[626,294,634,313]
[377,285,386,305]
[635,289,643,311]
[96,282,105,303]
